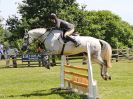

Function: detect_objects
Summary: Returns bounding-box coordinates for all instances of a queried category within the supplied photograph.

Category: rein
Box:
[27,30,51,47]
[26,29,55,53]
[26,28,66,55]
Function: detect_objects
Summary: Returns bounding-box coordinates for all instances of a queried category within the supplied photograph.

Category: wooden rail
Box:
[112,48,133,61]
[64,64,88,71]
[64,64,89,92]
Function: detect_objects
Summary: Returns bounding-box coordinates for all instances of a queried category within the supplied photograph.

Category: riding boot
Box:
[65,36,80,47]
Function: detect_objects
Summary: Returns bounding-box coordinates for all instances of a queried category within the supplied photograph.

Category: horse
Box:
[21,28,112,80]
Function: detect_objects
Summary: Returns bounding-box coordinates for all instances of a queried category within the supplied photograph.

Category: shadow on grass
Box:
[8,88,87,99]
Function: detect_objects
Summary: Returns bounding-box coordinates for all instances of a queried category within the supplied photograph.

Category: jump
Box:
[21,28,112,80]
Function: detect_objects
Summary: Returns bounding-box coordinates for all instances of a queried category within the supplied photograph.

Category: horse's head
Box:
[21,28,47,52]
[21,30,31,51]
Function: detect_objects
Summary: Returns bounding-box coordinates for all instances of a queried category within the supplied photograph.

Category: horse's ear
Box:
[25,29,28,34]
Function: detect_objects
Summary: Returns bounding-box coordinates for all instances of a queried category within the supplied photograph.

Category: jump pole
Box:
[87,42,97,99]
[60,42,98,99]
[60,55,66,88]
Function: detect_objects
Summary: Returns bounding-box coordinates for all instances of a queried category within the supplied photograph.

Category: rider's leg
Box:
[64,29,80,47]
[64,28,74,36]
[65,36,80,47]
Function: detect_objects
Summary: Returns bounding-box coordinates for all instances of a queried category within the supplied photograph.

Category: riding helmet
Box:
[49,13,57,19]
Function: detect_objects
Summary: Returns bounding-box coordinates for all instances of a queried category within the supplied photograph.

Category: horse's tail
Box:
[99,39,112,68]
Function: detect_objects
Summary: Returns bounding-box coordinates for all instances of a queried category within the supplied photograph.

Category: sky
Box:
[0,0,22,24]
[0,0,133,25]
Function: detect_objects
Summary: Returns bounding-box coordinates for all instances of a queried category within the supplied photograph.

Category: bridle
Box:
[24,32,46,46]
[23,28,62,52]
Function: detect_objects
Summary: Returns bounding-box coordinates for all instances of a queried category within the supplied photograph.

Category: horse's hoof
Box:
[46,65,50,69]
[109,76,111,80]
[104,77,107,80]
[102,75,111,80]
[43,65,50,69]
[102,76,107,80]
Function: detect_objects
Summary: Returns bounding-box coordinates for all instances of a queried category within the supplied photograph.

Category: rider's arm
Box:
[55,19,60,28]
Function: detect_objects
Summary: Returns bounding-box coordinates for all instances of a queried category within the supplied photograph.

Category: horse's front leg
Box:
[100,65,111,80]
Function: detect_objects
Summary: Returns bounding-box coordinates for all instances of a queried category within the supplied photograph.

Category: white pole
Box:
[60,55,66,88]
[87,42,96,99]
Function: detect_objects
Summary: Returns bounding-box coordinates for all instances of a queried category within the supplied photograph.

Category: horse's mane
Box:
[28,28,47,35]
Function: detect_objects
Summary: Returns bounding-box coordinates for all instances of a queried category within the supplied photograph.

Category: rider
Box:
[49,13,80,47]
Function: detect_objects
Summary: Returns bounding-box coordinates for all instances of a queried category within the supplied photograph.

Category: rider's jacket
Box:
[55,19,75,30]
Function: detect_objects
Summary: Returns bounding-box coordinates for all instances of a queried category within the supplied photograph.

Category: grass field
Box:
[0,59,133,99]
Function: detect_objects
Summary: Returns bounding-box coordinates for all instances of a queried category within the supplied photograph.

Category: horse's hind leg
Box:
[102,60,111,80]
[100,60,111,80]
[93,55,111,80]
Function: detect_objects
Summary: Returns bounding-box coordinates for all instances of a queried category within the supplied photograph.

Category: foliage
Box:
[0,18,4,43]
[85,10,133,48]
[6,16,25,40]
[0,28,4,43]
[18,0,78,28]
[6,0,133,49]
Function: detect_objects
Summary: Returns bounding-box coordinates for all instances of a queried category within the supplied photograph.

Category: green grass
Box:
[96,62,133,99]
[0,60,133,99]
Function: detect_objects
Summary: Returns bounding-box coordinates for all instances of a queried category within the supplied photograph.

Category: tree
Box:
[0,18,5,43]
[6,0,80,39]
[6,16,24,40]
[84,10,133,48]
[18,0,78,28]
[6,0,133,48]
